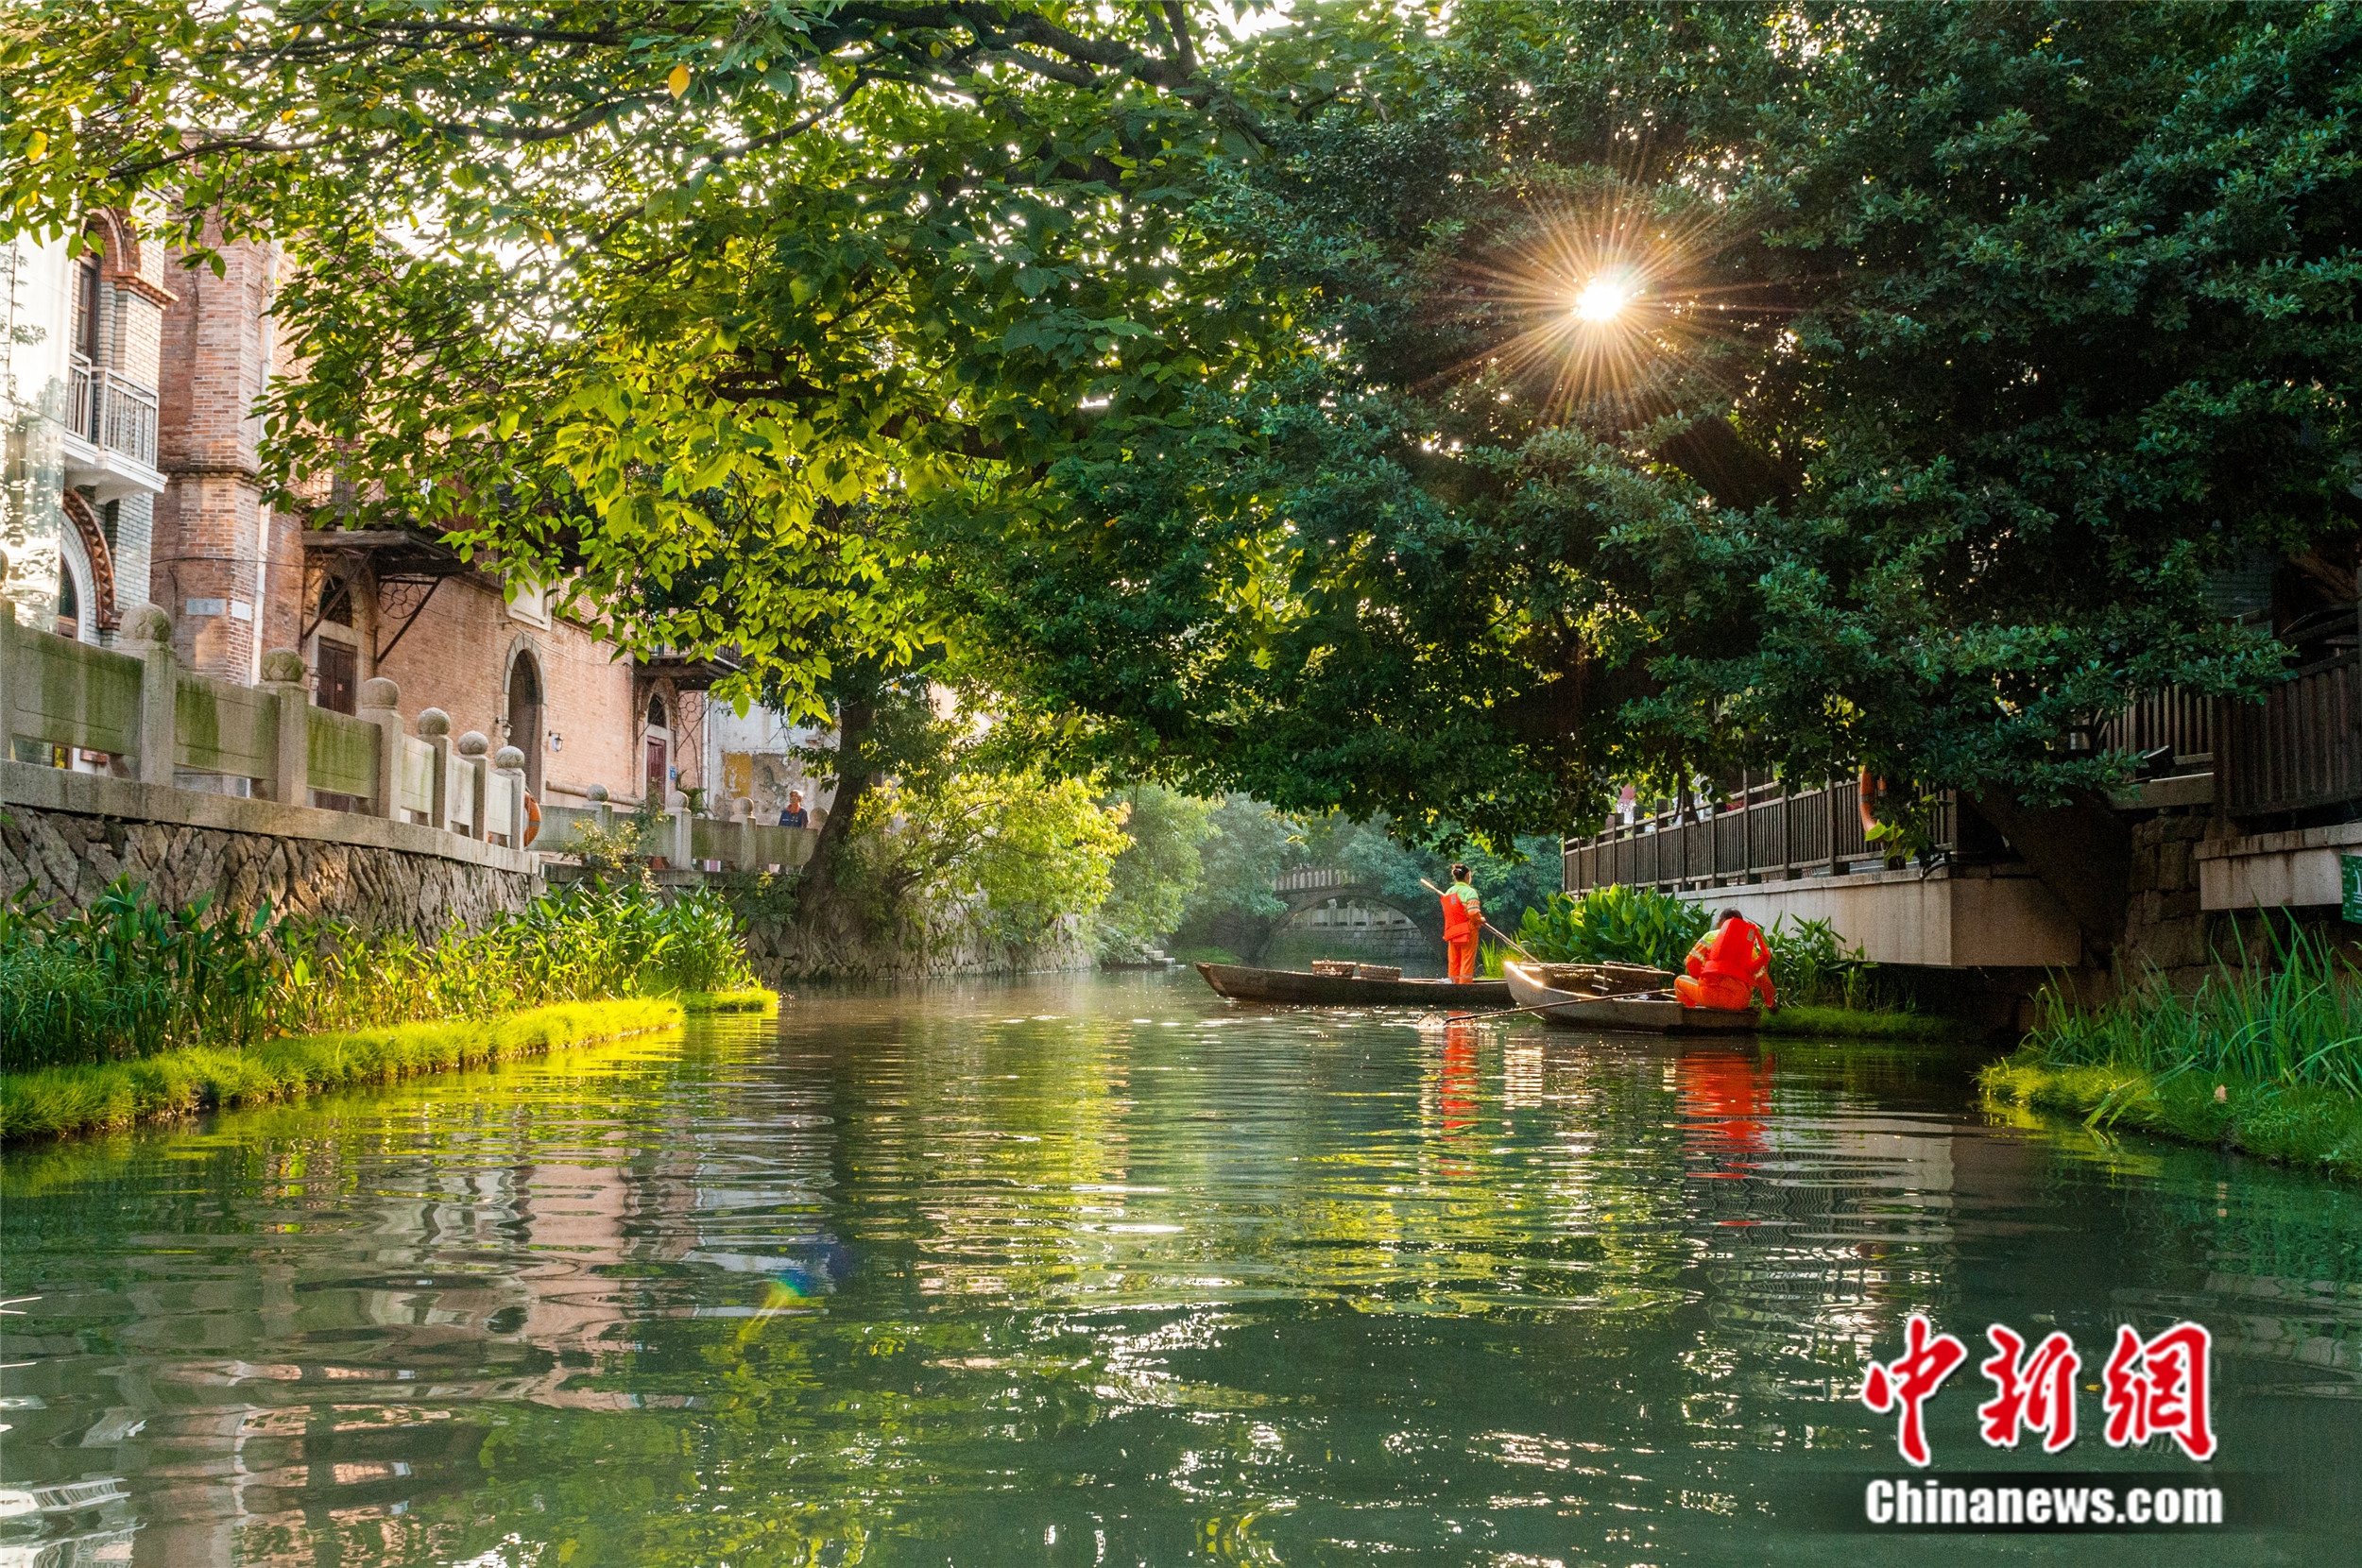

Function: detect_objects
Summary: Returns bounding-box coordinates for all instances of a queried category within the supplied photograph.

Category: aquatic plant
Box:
[2027,919,2362,1094]
[1517,886,1709,972]
[0,998,682,1142]
[0,876,759,1074]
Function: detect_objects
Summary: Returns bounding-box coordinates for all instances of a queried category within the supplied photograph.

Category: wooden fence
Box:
[1563,778,1959,894]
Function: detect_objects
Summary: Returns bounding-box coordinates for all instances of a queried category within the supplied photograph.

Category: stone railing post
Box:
[417,707,453,828]
[737,795,756,871]
[667,789,693,867]
[356,676,402,820]
[587,781,610,834]
[123,604,177,787]
[456,731,491,842]
[258,648,310,806]
[0,597,18,762]
[493,745,528,847]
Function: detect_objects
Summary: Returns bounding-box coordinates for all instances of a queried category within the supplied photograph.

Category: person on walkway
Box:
[1440,864,1483,983]
[778,790,810,828]
[1676,908,1778,1012]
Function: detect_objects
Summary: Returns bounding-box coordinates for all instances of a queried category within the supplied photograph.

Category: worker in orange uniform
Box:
[1439,863,1483,982]
[1676,907,1778,1012]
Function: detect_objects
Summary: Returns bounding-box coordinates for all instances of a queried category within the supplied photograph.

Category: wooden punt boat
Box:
[1195,963,1513,1008]
[1503,961,1758,1035]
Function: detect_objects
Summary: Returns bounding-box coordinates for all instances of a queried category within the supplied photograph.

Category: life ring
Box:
[1857,768,1881,833]
[522,792,542,847]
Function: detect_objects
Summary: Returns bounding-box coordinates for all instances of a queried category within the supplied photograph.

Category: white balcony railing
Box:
[62,355,159,469]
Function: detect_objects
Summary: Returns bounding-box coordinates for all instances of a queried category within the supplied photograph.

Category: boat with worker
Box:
[1500,960,1757,1034]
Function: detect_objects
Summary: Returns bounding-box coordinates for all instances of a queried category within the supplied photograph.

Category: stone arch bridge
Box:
[1264,867,1436,960]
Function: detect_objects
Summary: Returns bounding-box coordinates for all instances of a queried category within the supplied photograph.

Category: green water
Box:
[2,972,2357,1566]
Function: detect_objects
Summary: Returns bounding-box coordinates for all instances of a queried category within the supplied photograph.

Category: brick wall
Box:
[149,230,279,682]
[375,574,695,806]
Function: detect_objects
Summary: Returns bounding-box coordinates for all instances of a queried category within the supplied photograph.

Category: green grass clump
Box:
[680,988,780,1014]
[1761,1004,1967,1041]
[0,997,682,1143]
[1,873,760,1073]
[1988,919,2362,1177]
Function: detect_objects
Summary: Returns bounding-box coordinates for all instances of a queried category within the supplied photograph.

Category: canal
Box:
[2,972,2356,1565]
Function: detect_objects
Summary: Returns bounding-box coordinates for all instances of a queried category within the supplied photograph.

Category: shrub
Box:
[1764,915,1881,1009]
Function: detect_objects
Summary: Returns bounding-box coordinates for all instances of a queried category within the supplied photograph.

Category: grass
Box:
[0,997,683,1144]
[1,874,760,1073]
[1984,918,2362,1177]
[1760,1004,1969,1041]
[1978,1057,2362,1180]
[680,987,781,1014]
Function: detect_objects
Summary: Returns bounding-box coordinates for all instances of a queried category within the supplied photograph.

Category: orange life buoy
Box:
[1857,768,1881,834]
[522,792,542,846]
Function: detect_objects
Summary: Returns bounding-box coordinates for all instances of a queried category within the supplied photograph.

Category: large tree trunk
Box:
[796,696,876,948]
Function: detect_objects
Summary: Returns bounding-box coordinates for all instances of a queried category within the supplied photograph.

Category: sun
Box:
[1571,275,1635,323]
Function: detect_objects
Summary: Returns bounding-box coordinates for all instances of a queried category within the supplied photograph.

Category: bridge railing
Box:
[1275,865,1354,895]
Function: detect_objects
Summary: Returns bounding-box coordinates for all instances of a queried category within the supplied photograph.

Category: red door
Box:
[646,738,667,802]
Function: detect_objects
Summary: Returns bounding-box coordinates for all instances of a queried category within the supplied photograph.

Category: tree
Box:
[813,684,1130,953]
[2,0,1307,721]
[940,2,2356,844]
[1095,785,1216,959]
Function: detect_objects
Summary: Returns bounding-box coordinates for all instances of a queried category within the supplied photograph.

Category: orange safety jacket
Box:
[1440,885,1481,944]
[1686,917,1777,1007]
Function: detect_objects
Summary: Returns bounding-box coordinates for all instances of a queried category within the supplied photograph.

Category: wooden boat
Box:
[1195,962,1513,1008]
[1503,961,1758,1035]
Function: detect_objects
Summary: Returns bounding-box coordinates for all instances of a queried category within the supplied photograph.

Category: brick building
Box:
[3,208,706,808]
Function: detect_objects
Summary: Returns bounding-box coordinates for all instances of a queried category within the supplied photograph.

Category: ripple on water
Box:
[2,974,2355,1565]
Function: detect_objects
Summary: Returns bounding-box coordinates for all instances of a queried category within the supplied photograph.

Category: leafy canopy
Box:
[942,1,2359,841]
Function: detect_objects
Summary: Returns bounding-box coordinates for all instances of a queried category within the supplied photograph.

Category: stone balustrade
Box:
[2,607,817,879]
[0,607,538,849]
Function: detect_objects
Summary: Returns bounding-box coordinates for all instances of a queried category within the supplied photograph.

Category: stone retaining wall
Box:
[1,761,539,937]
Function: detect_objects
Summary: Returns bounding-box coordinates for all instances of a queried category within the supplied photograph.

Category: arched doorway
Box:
[506,654,544,793]
[643,692,671,803]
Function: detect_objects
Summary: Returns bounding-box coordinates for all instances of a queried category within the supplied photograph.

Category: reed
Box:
[0,875,759,1074]
[2023,919,2362,1093]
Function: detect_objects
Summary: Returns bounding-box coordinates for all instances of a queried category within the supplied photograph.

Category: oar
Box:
[1415,998,1595,1029]
[1418,878,1538,961]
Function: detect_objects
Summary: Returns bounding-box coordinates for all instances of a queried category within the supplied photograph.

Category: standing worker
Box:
[1676,907,1778,1012]
[1439,863,1483,983]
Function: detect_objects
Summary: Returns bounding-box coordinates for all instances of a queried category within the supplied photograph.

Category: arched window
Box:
[55,571,78,640]
[646,693,667,729]
[318,575,353,626]
[506,653,544,794]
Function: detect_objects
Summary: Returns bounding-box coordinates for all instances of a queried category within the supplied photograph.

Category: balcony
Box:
[60,356,163,500]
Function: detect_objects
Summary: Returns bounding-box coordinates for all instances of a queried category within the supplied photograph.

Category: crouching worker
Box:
[1676,908,1777,1012]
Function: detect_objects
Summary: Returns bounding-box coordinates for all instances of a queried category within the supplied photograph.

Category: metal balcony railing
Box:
[61,355,159,468]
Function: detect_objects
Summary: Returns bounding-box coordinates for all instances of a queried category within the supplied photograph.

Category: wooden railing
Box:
[1563,778,1959,894]
[2223,655,2362,817]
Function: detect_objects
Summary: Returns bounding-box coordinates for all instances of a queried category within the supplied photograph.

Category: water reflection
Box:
[1,974,2356,1565]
